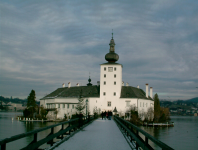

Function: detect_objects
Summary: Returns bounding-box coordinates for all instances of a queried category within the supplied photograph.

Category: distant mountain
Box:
[186,97,198,102]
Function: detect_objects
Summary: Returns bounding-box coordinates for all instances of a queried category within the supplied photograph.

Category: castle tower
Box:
[100,32,123,111]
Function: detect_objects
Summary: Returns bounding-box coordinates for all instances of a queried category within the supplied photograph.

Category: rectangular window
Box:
[114,67,116,71]
[58,104,60,108]
[63,104,65,108]
[107,101,111,107]
[72,104,74,109]
[67,104,69,108]
[114,81,116,85]
[103,92,106,96]
[114,74,116,78]
[140,102,141,107]
[126,101,130,107]
[108,67,113,72]
[114,92,116,96]
[104,81,106,85]
[104,67,106,71]
[104,74,106,78]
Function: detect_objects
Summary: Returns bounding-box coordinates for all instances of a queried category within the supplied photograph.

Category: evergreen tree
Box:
[154,93,160,122]
[75,89,85,115]
[27,90,36,108]
[26,90,37,118]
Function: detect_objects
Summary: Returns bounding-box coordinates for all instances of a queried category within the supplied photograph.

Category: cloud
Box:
[0,0,198,100]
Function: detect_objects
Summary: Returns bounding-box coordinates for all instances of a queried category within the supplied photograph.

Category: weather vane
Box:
[112,29,113,38]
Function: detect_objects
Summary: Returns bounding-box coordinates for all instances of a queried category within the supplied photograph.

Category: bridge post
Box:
[145,137,148,146]
[130,125,133,142]
[126,123,129,136]
[1,144,6,150]
[33,133,37,143]
[136,131,139,149]
[61,124,64,138]
[47,127,54,146]
[68,122,71,135]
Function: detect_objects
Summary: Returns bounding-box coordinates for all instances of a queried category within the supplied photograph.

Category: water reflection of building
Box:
[40,33,154,119]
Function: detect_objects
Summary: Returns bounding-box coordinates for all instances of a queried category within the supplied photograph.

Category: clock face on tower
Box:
[108,67,113,72]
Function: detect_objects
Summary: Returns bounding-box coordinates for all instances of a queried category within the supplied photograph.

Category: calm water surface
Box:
[0,112,62,150]
[0,112,197,150]
[139,116,198,150]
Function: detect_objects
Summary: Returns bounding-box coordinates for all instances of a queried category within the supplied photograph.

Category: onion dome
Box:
[87,76,92,86]
[105,31,119,63]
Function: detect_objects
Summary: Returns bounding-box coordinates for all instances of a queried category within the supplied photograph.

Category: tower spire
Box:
[87,72,92,86]
[105,32,119,63]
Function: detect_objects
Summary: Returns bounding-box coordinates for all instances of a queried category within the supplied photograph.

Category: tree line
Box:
[125,93,170,125]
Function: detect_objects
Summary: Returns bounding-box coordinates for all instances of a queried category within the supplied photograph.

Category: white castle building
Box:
[40,34,154,119]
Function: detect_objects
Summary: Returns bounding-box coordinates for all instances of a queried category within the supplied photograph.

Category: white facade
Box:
[40,35,154,120]
[100,63,122,111]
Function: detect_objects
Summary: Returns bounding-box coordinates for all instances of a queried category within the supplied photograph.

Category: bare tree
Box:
[93,106,98,114]
[126,104,141,125]
[118,110,124,117]
[54,109,58,120]
[147,107,154,121]
[75,90,85,115]
[138,109,145,120]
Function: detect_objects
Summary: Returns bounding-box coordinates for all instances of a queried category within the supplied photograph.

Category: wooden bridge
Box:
[0,116,174,150]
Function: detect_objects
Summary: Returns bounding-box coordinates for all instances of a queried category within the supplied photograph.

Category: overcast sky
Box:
[0,0,198,101]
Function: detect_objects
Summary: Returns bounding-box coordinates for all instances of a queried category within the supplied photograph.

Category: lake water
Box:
[0,112,197,150]
[139,116,198,150]
[0,112,61,150]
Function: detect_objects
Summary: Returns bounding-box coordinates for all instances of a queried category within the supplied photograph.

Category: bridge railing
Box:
[114,116,174,150]
[0,116,94,150]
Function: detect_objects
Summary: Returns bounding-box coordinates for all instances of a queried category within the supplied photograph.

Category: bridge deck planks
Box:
[54,118,131,150]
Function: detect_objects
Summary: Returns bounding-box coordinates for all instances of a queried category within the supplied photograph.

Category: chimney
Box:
[146,83,149,98]
[76,83,79,86]
[62,83,65,88]
[68,82,71,88]
[150,87,153,99]
[122,81,124,86]
[97,81,100,86]
[126,82,129,86]
[137,85,139,89]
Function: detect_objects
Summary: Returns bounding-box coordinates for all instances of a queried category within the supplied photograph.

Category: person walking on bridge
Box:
[101,111,104,120]
[108,111,112,120]
[104,111,107,120]
[106,111,108,119]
